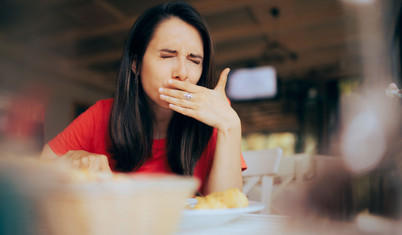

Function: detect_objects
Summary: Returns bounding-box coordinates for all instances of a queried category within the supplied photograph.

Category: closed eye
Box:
[189,53,203,65]
[161,55,174,58]
[190,59,201,65]
[160,49,176,59]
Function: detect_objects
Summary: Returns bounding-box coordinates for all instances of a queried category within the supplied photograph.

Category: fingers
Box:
[159,86,198,109]
[214,68,230,92]
[88,156,98,172]
[65,150,111,173]
[165,67,230,93]
[159,87,196,102]
[165,78,198,93]
[99,155,112,173]
[160,68,231,127]
[168,103,198,120]
[160,94,194,109]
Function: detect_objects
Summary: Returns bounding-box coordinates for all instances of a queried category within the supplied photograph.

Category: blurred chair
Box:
[313,154,343,178]
[242,147,282,214]
[269,153,312,214]
[273,153,312,196]
[294,153,313,183]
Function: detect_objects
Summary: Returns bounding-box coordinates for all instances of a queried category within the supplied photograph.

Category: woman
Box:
[40,1,245,195]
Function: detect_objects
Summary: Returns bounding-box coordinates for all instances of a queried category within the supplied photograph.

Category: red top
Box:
[49,98,247,190]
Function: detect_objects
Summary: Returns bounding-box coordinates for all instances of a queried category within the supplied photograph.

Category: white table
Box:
[176,214,288,235]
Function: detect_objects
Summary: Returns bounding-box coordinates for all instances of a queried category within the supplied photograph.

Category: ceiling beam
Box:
[219,10,346,42]
[94,0,127,21]
[35,0,269,48]
[214,32,359,65]
[72,50,121,66]
[36,0,345,49]
[0,40,114,92]
[33,18,135,49]
[71,17,358,68]
[191,0,269,15]
[274,51,360,78]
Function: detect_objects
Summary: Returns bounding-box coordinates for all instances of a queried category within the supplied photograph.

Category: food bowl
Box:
[0,158,199,235]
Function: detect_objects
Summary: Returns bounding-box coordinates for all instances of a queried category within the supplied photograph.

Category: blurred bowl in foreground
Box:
[0,157,199,235]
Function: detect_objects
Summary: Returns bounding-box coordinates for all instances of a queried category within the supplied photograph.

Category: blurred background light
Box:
[342,0,376,5]
[226,66,277,101]
[341,106,386,174]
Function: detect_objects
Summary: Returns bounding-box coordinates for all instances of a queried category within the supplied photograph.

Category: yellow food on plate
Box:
[193,188,249,209]
[193,196,228,209]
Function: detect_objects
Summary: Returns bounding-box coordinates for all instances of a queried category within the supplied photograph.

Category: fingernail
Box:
[159,87,164,92]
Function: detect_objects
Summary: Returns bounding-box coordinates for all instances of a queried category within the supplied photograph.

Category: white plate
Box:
[178,199,265,230]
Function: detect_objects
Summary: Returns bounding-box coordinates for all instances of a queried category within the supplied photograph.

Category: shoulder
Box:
[75,98,113,123]
[93,98,114,109]
[89,98,114,114]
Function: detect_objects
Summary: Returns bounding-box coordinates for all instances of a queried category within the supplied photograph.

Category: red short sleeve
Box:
[48,99,113,156]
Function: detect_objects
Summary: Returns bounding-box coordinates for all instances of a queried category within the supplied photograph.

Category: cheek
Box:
[140,65,165,97]
[140,60,155,85]
[189,67,203,85]
[139,67,154,95]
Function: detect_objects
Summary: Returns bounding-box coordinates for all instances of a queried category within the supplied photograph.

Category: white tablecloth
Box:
[176,214,288,235]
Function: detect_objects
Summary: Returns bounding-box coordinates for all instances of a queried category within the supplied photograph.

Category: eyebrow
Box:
[160,49,203,59]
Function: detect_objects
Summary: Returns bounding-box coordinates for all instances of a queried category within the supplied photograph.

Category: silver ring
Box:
[184,92,193,100]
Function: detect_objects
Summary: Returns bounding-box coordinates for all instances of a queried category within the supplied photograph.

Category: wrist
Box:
[217,114,241,137]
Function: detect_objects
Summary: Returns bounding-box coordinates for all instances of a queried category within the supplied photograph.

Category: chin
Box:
[158,101,172,110]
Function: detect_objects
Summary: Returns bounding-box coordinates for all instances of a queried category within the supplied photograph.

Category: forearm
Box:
[39,144,59,160]
[39,144,111,172]
[203,117,243,195]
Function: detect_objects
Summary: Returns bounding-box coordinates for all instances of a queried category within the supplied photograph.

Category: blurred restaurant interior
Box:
[0,0,402,233]
[0,0,399,155]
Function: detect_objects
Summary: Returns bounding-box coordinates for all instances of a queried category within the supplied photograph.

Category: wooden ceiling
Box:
[0,0,362,93]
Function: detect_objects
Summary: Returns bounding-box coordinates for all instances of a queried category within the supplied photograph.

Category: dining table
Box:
[176,213,288,235]
[175,212,382,235]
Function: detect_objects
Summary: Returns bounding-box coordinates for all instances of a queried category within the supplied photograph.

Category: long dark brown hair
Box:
[109,1,216,175]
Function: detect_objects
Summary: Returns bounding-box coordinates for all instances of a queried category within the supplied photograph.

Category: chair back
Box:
[242,147,282,214]
[242,148,282,177]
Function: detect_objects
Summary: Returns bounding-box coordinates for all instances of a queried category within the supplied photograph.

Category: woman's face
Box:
[138,17,204,110]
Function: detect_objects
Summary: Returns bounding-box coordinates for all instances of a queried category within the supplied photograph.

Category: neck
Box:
[152,104,173,139]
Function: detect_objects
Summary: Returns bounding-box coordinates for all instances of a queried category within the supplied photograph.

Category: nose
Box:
[172,57,188,81]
